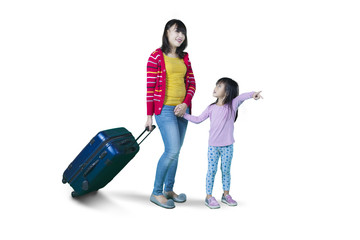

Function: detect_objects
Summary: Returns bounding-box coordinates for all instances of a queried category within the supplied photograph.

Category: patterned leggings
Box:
[206,145,234,195]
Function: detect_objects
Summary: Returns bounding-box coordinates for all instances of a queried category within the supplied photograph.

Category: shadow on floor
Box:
[71,190,244,209]
[108,191,149,203]
[109,191,213,208]
[70,191,122,210]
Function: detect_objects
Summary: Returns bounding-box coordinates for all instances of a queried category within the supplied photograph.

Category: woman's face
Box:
[167,24,185,49]
[213,83,226,98]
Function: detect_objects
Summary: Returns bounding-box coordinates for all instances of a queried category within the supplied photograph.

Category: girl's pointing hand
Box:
[253,91,263,100]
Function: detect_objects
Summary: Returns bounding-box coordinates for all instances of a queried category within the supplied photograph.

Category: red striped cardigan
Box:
[146,48,196,115]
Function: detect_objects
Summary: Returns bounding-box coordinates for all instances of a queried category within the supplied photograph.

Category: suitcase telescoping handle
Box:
[136,125,156,145]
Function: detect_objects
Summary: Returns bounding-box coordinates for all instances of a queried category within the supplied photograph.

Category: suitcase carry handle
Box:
[136,125,156,145]
[83,159,100,177]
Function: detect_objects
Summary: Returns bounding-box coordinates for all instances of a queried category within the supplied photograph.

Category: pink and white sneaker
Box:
[205,197,220,209]
[221,194,238,206]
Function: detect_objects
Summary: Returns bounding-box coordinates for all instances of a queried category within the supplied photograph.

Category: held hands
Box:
[174,103,187,117]
[253,91,263,100]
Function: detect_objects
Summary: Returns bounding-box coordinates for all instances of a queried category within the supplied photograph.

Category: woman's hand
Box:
[253,91,263,100]
[174,103,187,117]
[145,115,154,131]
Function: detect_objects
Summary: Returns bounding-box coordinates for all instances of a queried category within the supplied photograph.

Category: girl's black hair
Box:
[211,77,240,122]
[161,19,188,59]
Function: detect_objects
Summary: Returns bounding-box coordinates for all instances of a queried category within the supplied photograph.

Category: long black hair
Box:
[161,19,188,59]
[211,77,240,122]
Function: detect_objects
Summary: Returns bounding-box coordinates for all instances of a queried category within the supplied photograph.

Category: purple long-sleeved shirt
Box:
[184,92,255,147]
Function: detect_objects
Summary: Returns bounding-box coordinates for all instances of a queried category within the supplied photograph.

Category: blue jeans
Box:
[152,105,189,196]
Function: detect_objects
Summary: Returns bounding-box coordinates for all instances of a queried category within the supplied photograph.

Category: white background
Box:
[1,0,359,239]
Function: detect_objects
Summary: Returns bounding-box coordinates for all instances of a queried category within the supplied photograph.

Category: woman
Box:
[145,19,196,209]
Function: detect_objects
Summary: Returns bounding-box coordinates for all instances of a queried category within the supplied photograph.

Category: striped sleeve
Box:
[146,51,159,115]
[183,54,196,107]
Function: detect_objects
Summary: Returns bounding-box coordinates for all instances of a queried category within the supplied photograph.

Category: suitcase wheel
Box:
[71,191,79,198]
[62,176,67,184]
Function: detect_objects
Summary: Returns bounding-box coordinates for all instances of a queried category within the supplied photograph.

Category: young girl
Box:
[179,77,262,209]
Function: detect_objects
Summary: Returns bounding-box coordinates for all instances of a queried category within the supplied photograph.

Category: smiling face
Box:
[167,24,186,49]
[213,82,226,99]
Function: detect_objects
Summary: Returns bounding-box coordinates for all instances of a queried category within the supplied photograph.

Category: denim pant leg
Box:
[152,105,188,195]
[164,108,189,192]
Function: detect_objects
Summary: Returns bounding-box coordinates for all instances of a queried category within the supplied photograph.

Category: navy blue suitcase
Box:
[62,126,155,197]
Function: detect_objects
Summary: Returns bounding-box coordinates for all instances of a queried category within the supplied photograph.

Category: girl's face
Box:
[213,82,226,99]
[167,24,185,49]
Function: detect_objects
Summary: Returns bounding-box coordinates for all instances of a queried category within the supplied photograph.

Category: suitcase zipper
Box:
[68,133,133,183]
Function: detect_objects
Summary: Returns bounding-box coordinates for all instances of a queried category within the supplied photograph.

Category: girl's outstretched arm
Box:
[183,106,210,124]
[233,91,256,109]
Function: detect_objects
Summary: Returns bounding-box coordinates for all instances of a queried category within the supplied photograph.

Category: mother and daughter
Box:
[145,19,262,209]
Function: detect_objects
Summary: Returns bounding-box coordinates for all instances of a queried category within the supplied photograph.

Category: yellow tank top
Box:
[163,53,187,106]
